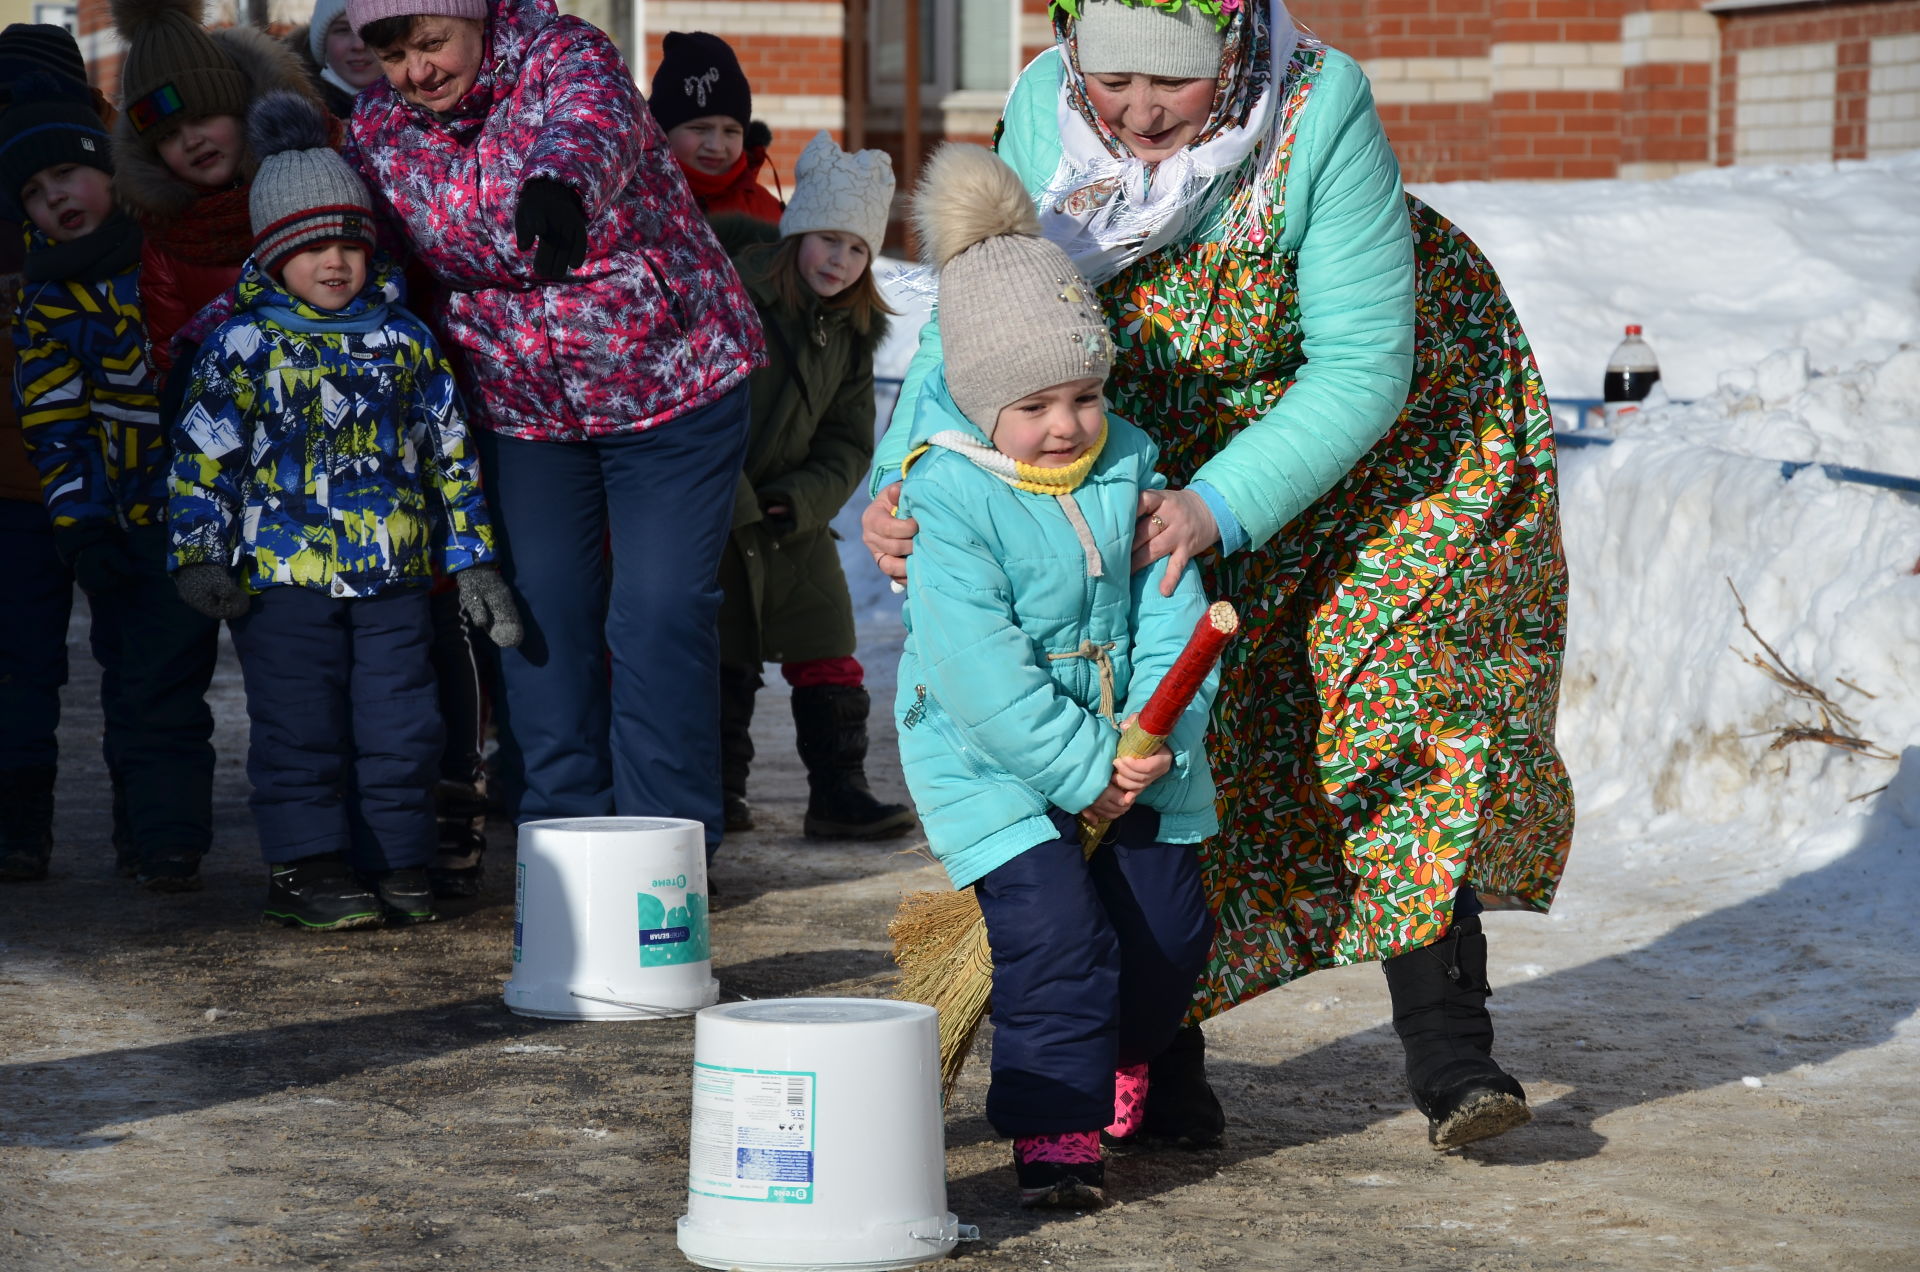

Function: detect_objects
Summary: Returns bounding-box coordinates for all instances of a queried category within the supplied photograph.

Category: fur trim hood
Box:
[113,23,324,222]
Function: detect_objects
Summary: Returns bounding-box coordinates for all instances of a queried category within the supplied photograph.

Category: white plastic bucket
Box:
[503,816,719,1020]
[677,998,961,1272]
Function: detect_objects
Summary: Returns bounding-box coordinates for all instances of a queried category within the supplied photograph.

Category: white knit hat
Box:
[308,0,348,64]
[779,130,896,259]
[1075,0,1225,79]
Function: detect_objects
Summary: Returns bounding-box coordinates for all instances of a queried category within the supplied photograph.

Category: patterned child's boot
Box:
[1102,1063,1150,1146]
[1012,1130,1106,1209]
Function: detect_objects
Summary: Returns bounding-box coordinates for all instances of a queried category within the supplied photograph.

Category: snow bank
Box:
[1602,343,1920,479]
[1557,397,1920,861]
[1411,152,1920,405]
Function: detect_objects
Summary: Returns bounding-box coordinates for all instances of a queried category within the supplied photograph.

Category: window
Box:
[870,0,1020,103]
[33,3,77,31]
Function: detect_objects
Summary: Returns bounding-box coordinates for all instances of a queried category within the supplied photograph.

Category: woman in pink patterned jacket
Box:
[344,0,765,857]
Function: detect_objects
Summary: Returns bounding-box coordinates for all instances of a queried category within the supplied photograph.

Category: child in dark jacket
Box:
[5,68,219,890]
[169,95,520,930]
[714,131,913,841]
[649,30,783,224]
[894,146,1219,1210]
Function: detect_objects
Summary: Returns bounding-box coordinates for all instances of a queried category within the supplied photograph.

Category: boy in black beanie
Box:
[3,69,194,886]
[649,30,783,223]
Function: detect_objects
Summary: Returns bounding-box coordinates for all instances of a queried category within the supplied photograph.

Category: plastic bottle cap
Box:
[1625,324,1643,336]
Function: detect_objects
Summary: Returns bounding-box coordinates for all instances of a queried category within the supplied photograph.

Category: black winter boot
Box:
[0,764,56,882]
[265,855,383,931]
[1382,908,1531,1150]
[790,684,917,841]
[429,779,488,899]
[719,664,762,833]
[1140,1023,1227,1148]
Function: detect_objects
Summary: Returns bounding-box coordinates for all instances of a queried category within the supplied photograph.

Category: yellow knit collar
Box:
[1005,423,1107,494]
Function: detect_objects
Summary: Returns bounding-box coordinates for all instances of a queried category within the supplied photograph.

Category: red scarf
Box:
[679,151,751,203]
[141,183,254,268]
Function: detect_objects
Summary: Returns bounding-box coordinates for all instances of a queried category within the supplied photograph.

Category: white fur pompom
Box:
[911,143,1041,270]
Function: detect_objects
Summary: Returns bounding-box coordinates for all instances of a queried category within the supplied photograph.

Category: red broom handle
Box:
[1130,601,1240,740]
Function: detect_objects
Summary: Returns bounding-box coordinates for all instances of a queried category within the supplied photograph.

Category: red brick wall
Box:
[1715,0,1920,167]
[1622,59,1711,168]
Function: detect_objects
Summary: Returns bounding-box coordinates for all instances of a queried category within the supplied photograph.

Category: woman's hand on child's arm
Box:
[1133,488,1219,597]
[861,481,916,584]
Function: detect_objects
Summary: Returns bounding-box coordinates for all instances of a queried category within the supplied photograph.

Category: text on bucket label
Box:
[638,887,709,967]
[688,1064,816,1205]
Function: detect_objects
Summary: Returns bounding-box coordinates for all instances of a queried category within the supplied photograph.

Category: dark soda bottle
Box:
[1603,324,1660,406]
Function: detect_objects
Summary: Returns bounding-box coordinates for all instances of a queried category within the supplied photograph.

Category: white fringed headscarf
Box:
[1039,0,1299,284]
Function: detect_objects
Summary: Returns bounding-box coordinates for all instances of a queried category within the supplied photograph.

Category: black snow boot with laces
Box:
[790,685,917,840]
[1382,901,1532,1150]
[0,764,56,881]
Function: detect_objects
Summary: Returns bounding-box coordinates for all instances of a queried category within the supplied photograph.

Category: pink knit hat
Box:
[345,0,486,37]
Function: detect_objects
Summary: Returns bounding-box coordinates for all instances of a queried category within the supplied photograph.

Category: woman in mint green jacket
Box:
[865,0,1573,1154]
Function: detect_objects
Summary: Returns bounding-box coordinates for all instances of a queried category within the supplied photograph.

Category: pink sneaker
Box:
[1012,1131,1105,1209]
[1104,1063,1150,1143]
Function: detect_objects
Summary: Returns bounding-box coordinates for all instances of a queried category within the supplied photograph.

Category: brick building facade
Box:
[66,0,1920,186]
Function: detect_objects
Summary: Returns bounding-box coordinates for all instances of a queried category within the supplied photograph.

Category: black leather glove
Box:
[514,178,588,281]
[173,562,251,620]
[51,523,138,596]
[456,564,524,648]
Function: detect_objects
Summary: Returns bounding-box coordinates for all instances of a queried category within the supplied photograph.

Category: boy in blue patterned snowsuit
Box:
[5,65,222,888]
[168,92,520,930]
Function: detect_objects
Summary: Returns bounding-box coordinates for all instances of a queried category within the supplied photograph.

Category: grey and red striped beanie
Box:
[246,91,374,275]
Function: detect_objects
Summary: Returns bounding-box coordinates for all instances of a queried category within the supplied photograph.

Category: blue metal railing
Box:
[1552,396,1920,496]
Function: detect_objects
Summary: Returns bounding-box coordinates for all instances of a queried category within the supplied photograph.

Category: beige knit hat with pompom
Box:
[912,143,1112,434]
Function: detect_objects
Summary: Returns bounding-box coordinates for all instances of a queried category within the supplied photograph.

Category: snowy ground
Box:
[4,156,1918,1269]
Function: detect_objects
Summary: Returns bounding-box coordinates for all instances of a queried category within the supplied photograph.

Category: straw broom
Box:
[889,601,1242,1097]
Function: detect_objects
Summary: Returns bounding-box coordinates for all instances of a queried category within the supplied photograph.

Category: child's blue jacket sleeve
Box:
[166,328,252,570]
[903,462,1117,819]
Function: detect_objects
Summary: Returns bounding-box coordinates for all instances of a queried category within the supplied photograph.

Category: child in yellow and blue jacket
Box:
[168,93,520,931]
[5,63,222,889]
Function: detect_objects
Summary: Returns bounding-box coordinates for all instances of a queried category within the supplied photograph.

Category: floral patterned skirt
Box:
[1116,202,1576,1019]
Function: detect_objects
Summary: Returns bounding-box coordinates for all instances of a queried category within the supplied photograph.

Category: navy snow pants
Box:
[0,500,71,772]
[973,806,1216,1137]
[229,585,441,872]
[478,384,751,851]
[88,524,220,867]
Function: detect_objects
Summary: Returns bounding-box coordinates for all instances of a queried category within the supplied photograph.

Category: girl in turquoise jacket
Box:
[898,145,1218,1211]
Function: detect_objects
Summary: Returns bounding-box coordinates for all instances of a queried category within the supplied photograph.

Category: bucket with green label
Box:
[504,817,719,1020]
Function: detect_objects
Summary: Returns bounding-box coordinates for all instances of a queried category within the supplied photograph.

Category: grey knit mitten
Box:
[456,564,524,648]
[173,563,252,620]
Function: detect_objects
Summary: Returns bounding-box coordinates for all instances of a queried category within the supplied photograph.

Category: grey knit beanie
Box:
[247,91,375,274]
[913,144,1111,435]
[1075,0,1225,79]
